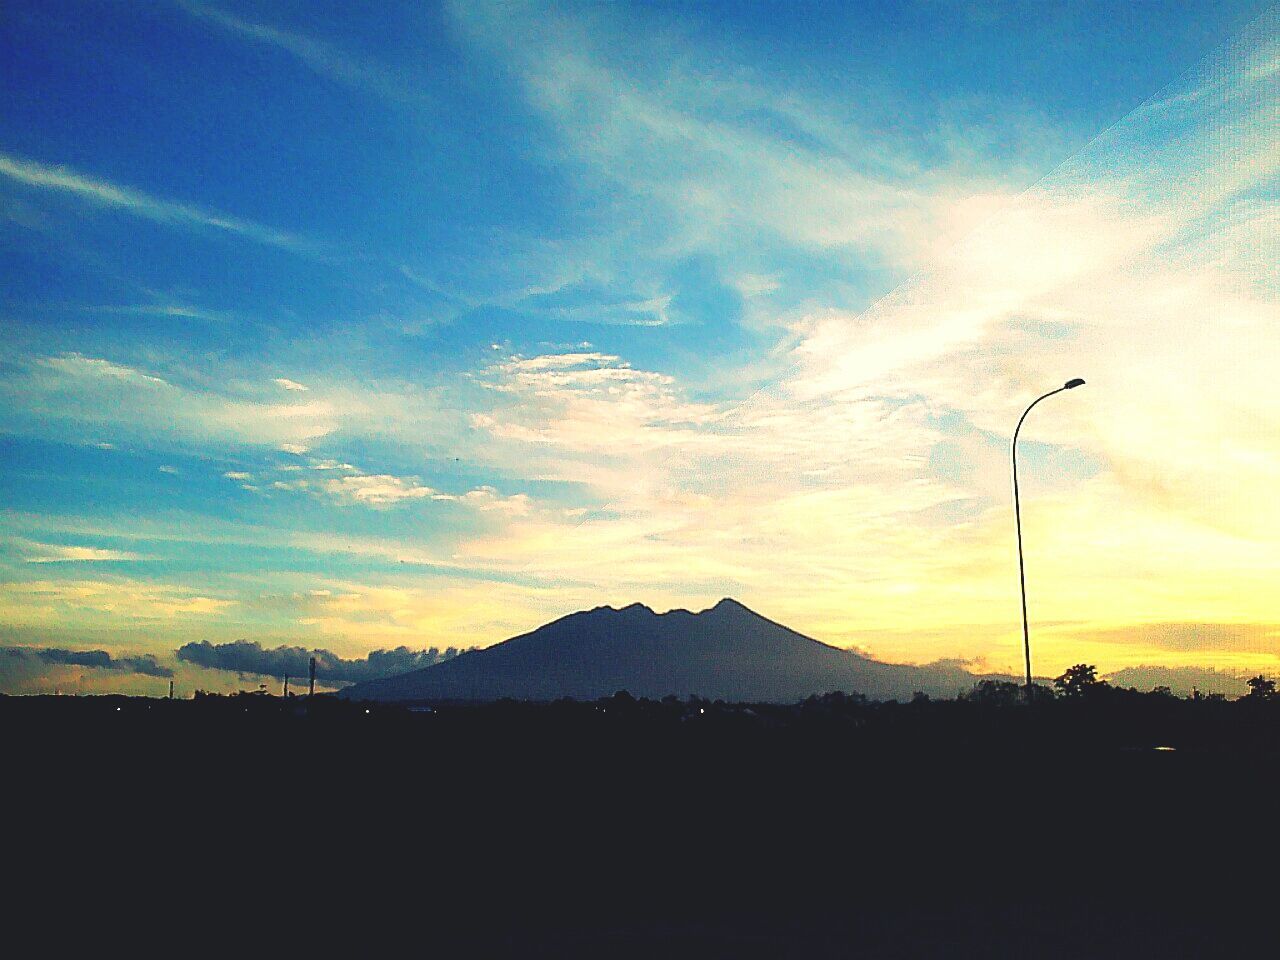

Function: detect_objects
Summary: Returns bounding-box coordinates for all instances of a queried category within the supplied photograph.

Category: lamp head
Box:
[1064,378,1085,389]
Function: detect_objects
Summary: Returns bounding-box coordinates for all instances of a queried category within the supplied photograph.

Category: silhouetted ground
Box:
[8,691,1279,956]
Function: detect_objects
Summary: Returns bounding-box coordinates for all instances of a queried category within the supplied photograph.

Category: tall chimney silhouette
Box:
[308,657,316,698]
[283,674,290,698]
[168,679,174,700]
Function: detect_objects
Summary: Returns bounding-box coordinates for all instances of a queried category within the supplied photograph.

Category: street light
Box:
[1013,378,1085,702]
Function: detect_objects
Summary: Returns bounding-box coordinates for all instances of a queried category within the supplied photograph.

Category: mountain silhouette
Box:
[340,598,981,702]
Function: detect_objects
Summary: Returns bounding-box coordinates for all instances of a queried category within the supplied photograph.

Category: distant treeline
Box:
[7,662,1279,758]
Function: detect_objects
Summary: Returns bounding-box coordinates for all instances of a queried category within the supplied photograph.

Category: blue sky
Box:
[1,0,1277,695]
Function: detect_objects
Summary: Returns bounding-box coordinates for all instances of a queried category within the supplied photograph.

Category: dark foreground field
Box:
[8,692,1280,956]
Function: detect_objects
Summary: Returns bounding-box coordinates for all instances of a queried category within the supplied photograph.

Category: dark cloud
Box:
[1104,665,1253,698]
[2,646,173,678]
[175,640,460,685]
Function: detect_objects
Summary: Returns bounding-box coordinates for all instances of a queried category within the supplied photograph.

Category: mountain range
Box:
[340,598,986,703]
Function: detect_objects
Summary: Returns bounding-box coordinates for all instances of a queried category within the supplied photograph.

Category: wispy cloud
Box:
[21,541,146,564]
[474,351,720,462]
[273,471,441,506]
[177,1,429,106]
[87,303,239,324]
[4,353,342,450]
[0,152,310,252]
[444,0,1070,288]
[223,454,534,513]
[1074,622,1280,655]
[2,350,477,466]
[0,580,235,625]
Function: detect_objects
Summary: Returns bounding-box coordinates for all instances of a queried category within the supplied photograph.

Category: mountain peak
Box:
[340,595,977,703]
[585,601,654,616]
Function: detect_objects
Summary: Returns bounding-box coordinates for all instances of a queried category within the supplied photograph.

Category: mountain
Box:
[339,598,981,703]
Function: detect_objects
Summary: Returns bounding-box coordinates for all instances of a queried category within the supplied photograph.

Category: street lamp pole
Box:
[1013,378,1085,702]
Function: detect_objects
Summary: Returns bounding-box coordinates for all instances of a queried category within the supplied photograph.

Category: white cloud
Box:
[273,378,309,392]
[21,542,145,564]
[311,473,437,506]
[41,353,168,386]
[458,486,533,516]
[445,0,1071,280]
[220,453,536,514]
[474,351,721,468]
[0,580,235,623]
[0,152,308,252]
[88,302,238,323]
[3,354,371,453]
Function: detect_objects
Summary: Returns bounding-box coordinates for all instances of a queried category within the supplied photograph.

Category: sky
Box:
[1,0,1277,696]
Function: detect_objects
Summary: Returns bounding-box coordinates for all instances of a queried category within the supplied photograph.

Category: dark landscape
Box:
[11,669,1280,956]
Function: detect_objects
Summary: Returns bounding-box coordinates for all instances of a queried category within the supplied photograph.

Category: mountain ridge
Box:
[340,598,982,703]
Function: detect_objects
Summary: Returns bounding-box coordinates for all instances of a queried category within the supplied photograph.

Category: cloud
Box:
[175,639,460,685]
[444,2,1279,598]
[1077,622,1280,655]
[40,354,168,386]
[472,351,723,491]
[2,350,475,468]
[21,541,144,563]
[0,152,309,252]
[0,580,235,626]
[273,378,309,392]
[177,1,429,106]
[3,646,173,678]
[2,353,344,451]
[444,0,1070,284]
[224,454,535,512]
[773,14,1279,528]
[284,472,439,505]
[225,456,441,506]
[87,302,239,324]
[455,486,533,516]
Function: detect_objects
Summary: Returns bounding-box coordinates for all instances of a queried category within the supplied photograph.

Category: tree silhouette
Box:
[1244,676,1276,701]
[966,679,1023,706]
[1054,664,1106,699]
